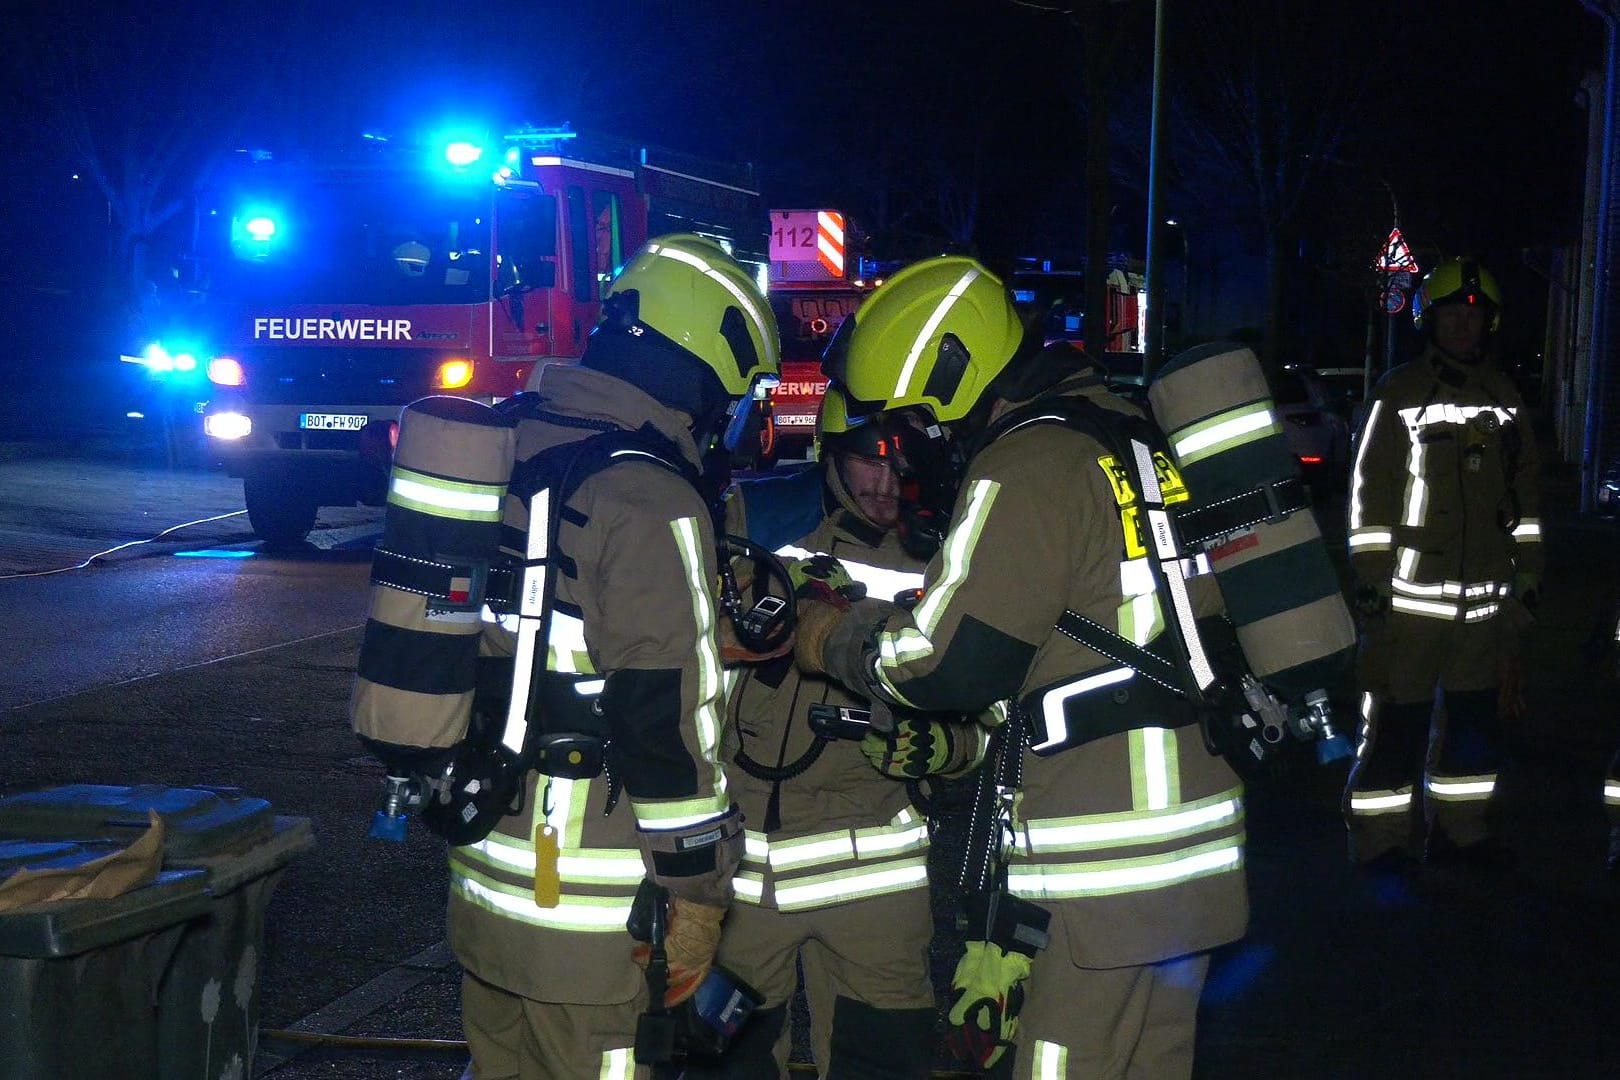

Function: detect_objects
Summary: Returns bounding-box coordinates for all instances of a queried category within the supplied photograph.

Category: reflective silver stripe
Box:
[1022,791,1242,851]
[646,242,772,366]
[1349,789,1412,813]
[1426,776,1496,800]
[502,489,553,754]
[1348,399,1384,530]
[731,873,765,902]
[1464,602,1500,622]
[1511,520,1541,539]
[1178,552,1212,578]
[1032,667,1134,753]
[1354,692,1374,760]
[1006,836,1243,898]
[1390,595,1458,619]
[1348,528,1394,550]
[893,266,980,398]
[1132,440,1214,690]
[1119,557,1155,597]
[1604,783,1620,804]
[1402,437,1429,527]
[1398,403,1516,428]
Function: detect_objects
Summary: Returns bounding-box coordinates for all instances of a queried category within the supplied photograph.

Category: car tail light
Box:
[208,357,245,386]
[436,359,474,389]
[1299,455,1323,465]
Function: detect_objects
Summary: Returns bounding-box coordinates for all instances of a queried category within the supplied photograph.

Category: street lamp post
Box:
[1165,218,1189,342]
[1142,0,1168,380]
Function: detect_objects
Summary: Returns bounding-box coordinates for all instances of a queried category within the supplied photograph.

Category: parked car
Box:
[1273,366,1352,484]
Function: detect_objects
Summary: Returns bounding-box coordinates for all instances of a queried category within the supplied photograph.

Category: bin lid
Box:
[0,785,273,861]
[0,837,211,958]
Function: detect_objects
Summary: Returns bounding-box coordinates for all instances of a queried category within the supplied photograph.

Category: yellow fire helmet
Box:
[605,234,781,398]
[821,256,1025,424]
[1413,256,1502,333]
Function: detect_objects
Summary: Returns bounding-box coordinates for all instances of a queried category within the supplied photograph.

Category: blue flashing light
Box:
[444,141,483,167]
[504,146,520,166]
[244,215,277,241]
[173,353,197,372]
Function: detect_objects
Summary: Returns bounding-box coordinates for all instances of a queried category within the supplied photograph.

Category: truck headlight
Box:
[204,412,252,440]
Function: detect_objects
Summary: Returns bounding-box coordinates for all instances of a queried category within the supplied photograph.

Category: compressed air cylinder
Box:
[352,396,516,753]
[1148,343,1356,701]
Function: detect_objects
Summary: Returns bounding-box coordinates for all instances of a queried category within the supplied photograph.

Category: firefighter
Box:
[793,256,1248,1079]
[697,387,985,1078]
[1344,256,1541,871]
[365,235,779,1080]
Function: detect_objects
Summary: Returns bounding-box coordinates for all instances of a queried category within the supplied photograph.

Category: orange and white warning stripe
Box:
[816,211,845,277]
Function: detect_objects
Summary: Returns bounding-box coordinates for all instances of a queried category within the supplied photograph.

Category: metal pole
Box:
[1142,0,1167,381]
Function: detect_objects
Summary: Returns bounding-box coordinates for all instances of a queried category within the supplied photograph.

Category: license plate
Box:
[300,413,369,431]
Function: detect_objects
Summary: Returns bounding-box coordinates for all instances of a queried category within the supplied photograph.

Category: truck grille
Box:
[239,347,445,406]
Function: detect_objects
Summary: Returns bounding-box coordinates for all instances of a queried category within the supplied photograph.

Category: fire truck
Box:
[177,127,765,543]
[762,210,872,462]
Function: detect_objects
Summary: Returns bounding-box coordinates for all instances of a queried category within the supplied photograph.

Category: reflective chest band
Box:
[503,487,551,755]
[1031,666,1135,754]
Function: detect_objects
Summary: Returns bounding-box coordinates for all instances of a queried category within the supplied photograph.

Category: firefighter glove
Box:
[787,554,867,602]
[631,896,727,1007]
[945,941,1033,1069]
[792,586,850,676]
[1352,583,1390,618]
[861,716,958,779]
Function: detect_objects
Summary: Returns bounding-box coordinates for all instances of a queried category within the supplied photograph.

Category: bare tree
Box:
[21,2,299,337]
[1169,0,1385,365]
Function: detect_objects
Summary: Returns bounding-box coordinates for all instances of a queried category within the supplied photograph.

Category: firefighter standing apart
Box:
[353,235,780,1079]
[794,256,1249,1078]
[1344,256,1541,869]
[695,387,988,1078]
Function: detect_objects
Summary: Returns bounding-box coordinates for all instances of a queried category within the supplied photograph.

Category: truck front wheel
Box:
[244,472,319,547]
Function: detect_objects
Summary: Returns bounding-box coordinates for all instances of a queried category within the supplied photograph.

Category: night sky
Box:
[0,0,1601,362]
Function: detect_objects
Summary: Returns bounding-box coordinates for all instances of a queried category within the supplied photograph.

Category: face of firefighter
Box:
[838,450,902,528]
[1430,302,1488,362]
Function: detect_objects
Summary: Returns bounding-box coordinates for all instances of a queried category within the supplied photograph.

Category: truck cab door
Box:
[493,187,558,366]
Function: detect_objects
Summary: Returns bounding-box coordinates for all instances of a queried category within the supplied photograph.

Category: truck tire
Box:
[244,472,318,547]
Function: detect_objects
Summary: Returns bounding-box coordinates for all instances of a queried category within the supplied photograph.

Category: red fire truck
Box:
[183,127,766,543]
[762,210,871,462]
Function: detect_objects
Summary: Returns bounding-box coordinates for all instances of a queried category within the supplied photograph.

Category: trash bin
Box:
[0,785,316,1079]
[0,838,212,1079]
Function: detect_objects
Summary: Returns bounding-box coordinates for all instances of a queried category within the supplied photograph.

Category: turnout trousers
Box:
[1344,611,1505,861]
[462,972,645,1080]
[988,902,1210,1080]
[689,886,936,1079]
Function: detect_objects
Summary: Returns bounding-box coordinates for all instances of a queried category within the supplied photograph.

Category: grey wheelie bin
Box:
[0,785,315,1079]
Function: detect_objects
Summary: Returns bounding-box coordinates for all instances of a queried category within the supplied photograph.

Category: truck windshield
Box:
[770,291,864,363]
[199,179,493,307]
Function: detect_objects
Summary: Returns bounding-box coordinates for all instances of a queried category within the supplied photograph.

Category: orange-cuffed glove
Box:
[630,896,727,1006]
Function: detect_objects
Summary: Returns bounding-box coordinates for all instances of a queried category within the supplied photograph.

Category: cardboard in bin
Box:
[0,836,210,959]
[0,785,273,860]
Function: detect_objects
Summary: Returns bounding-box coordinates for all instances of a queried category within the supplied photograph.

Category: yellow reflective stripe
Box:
[449,858,635,930]
[631,796,731,830]
[1031,1040,1069,1080]
[546,612,597,675]
[1129,727,1179,811]
[1397,403,1516,428]
[1169,402,1281,466]
[1022,789,1243,853]
[1349,789,1413,813]
[669,515,728,803]
[1117,591,1163,647]
[769,832,855,869]
[772,856,929,911]
[880,628,934,665]
[732,871,766,904]
[1348,528,1393,550]
[599,1047,634,1080]
[387,466,505,521]
[913,478,1000,636]
[764,811,931,871]
[1390,595,1458,619]
[1007,835,1244,899]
